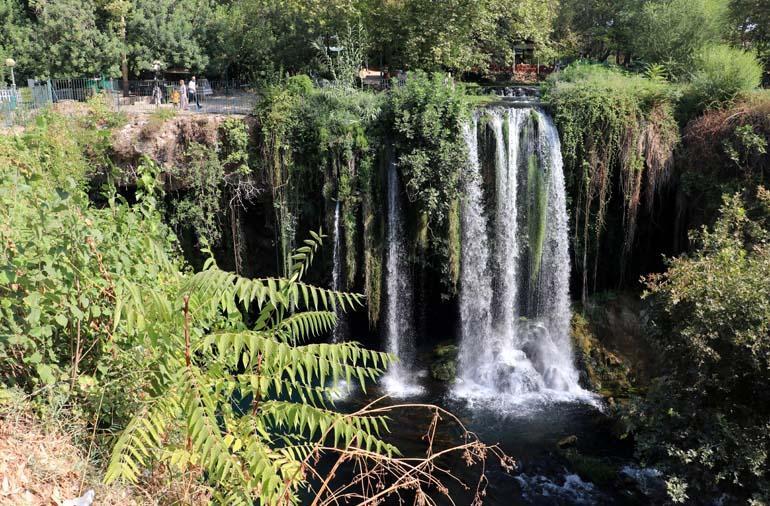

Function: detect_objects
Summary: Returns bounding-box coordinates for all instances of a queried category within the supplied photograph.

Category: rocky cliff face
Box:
[111,113,255,174]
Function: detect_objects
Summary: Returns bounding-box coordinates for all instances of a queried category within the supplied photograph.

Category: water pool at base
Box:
[327,368,655,506]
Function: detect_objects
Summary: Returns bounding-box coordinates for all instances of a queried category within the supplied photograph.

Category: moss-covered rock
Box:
[561,449,619,487]
[571,294,648,400]
[430,342,459,382]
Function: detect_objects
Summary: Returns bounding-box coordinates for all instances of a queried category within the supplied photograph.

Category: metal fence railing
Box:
[109,79,256,115]
[2,77,256,127]
[50,77,113,102]
[1,82,54,127]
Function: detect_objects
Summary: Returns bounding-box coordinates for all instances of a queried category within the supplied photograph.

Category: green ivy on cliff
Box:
[544,63,680,302]
[254,73,473,323]
[387,71,470,293]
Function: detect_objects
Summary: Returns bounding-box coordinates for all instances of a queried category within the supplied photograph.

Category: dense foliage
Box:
[2,0,768,84]
[629,0,729,80]
[544,63,679,299]
[0,113,413,503]
[254,74,383,282]
[252,71,475,321]
[166,117,254,256]
[105,223,395,504]
[630,190,770,503]
[364,0,559,72]
[2,1,770,502]
[0,0,208,79]
[1,0,564,81]
[386,71,469,291]
[685,44,764,113]
[0,113,178,427]
[555,0,769,78]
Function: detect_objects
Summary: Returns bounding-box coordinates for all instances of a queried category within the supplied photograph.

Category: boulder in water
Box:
[557,435,578,449]
[430,343,458,382]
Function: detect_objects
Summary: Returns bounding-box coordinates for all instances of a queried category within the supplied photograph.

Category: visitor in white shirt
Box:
[188,76,201,109]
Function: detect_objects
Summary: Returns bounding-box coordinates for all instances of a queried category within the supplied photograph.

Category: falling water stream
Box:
[382,158,422,396]
[454,106,590,409]
[330,200,347,343]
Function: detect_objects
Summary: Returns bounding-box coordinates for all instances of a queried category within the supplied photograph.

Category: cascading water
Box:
[331,200,347,343]
[492,111,520,339]
[456,120,494,378]
[455,106,588,407]
[383,158,422,396]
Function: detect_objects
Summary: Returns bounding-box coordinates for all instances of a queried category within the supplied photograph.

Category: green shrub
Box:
[285,74,314,96]
[685,44,763,112]
[104,228,396,503]
[0,124,182,428]
[629,0,729,80]
[386,71,469,291]
[629,190,770,502]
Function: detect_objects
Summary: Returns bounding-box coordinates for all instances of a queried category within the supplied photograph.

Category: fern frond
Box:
[235,372,345,409]
[104,390,181,484]
[276,311,337,344]
[260,400,398,456]
[180,367,249,487]
[288,228,325,282]
[201,331,392,390]
[107,231,398,504]
[184,267,364,317]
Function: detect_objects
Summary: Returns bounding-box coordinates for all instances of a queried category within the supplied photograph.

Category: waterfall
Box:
[383,158,422,396]
[456,119,494,379]
[493,110,520,339]
[331,200,347,343]
[455,106,586,407]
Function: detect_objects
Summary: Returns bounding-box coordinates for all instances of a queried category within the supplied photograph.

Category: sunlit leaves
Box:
[107,233,394,504]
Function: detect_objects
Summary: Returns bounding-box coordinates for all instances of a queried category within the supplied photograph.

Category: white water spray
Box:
[456,119,494,379]
[455,107,590,409]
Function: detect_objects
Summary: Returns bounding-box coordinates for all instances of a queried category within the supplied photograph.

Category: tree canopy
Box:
[0,0,565,80]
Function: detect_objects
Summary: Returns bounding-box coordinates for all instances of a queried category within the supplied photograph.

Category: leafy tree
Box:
[31,0,121,77]
[206,0,362,79]
[730,0,770,78]
[0,0,33,81]
[364,0,558,72]
[629,189,770,503]
[629,0,730,79]
[484,0,559,64]
[125,0,209,75]
[552,0,638,62]
[367,0,490,71]
[204,0,275,80]
[553,0,734,75]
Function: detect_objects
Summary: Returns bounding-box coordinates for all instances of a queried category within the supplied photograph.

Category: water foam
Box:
[454,108,593,409]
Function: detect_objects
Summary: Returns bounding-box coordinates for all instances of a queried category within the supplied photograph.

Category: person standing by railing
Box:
[178,79,188,110]
[152,82,163,106]
[188,76,201,110]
